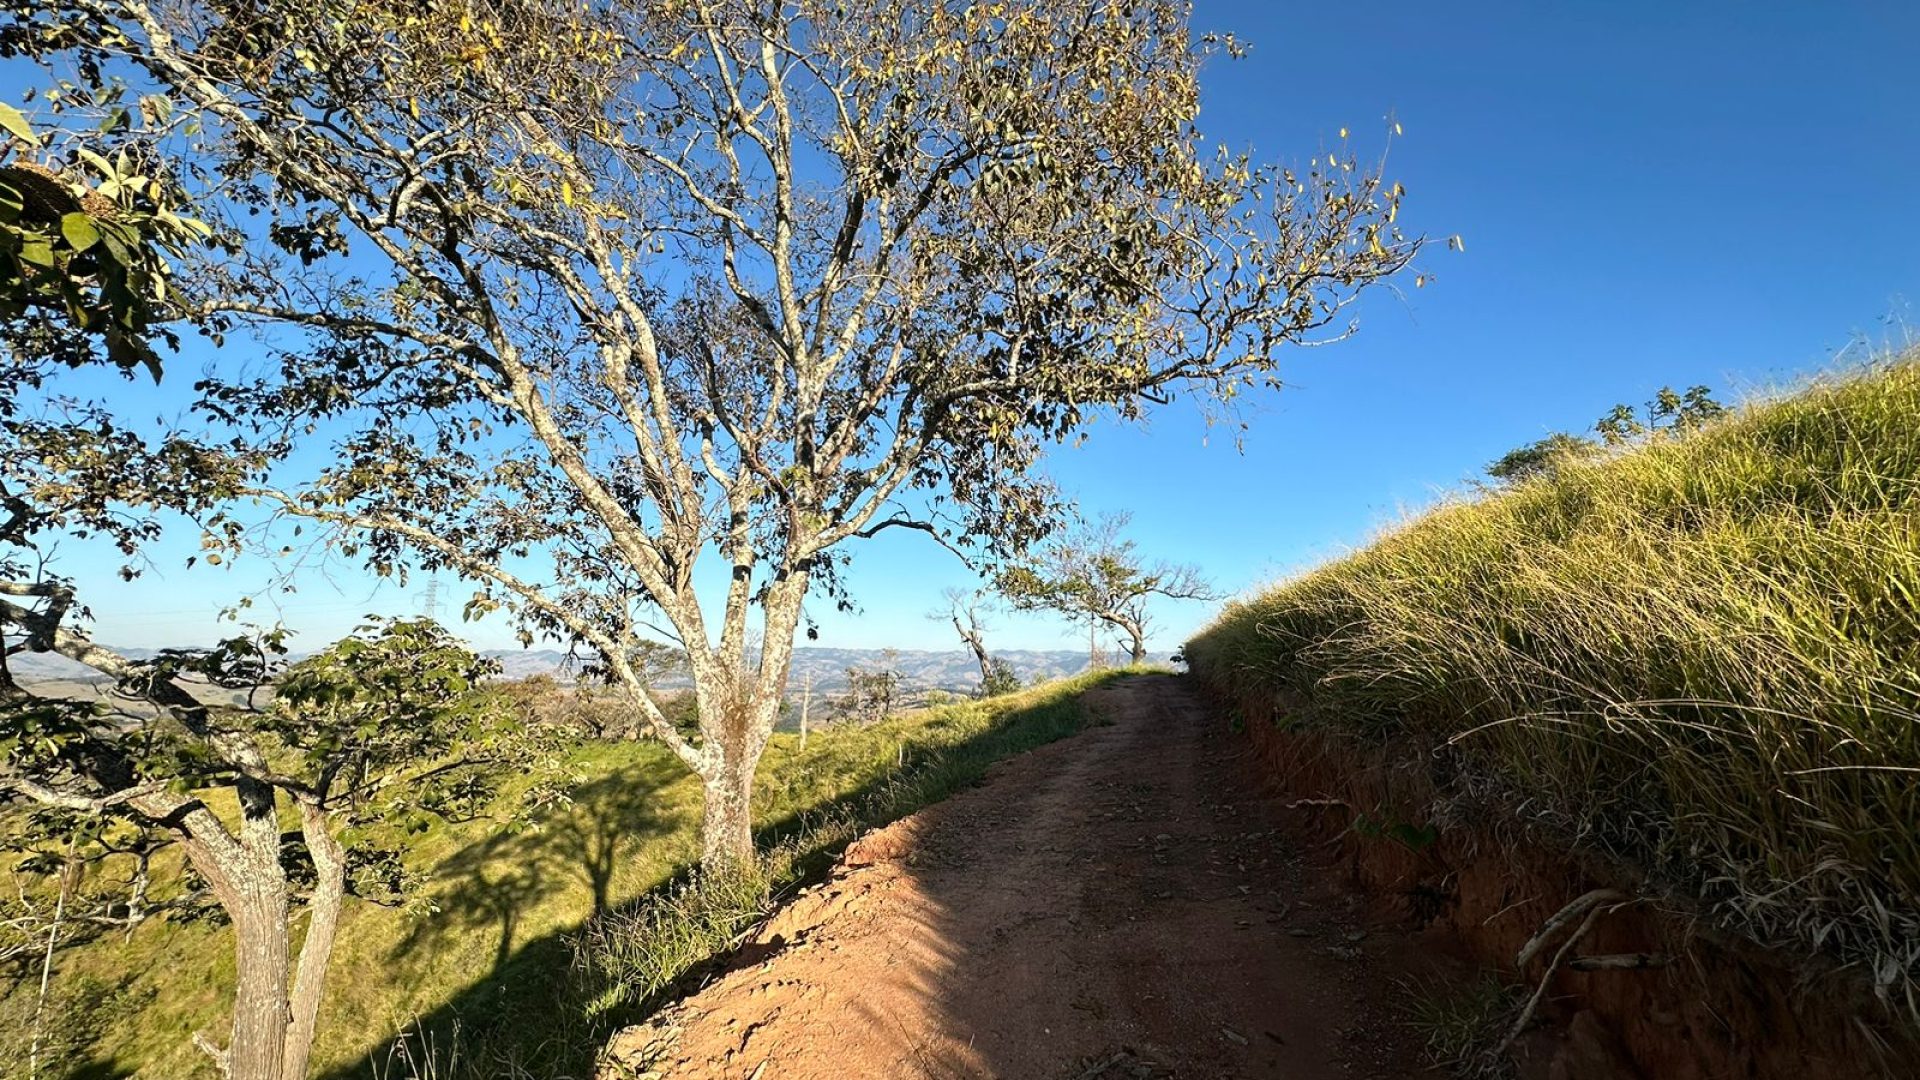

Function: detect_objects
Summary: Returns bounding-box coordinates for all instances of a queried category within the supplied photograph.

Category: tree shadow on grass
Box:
[389,773,680,984]
[333,672,1132,1080]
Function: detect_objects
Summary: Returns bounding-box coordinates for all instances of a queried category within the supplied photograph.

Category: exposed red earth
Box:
[603,676,1521,1079]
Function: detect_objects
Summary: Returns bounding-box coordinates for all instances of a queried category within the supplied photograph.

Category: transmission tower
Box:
[415,580,444,621]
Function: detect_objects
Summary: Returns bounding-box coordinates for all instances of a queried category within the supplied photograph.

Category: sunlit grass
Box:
[1187,353,1920,1016]
[4,670,1125,1078]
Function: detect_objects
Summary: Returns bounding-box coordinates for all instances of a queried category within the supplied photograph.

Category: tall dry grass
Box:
[1186,354,1920,1012]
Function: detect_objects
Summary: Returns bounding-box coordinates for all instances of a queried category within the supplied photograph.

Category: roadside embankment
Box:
[1187,356,1920,1076]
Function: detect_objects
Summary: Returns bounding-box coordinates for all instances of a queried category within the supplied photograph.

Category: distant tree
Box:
[560,639,692,740]
[1592,402,1647,447]
[933,588,1003,693]
[837,651,902,725]
[18,0,1420,871]
[0,619,553,1080]
[998,512,1217,666]
[1489,385,1728,482]
[1650,384,1728,432]
[1597,384,1726,445]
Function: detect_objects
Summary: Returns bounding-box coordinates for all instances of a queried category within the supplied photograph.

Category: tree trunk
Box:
[686,562,808,872]
[953,615,992,685]
[168,781,293,1080]
[283,803,345,1080]
[798,676,811,752]
[700,748,757,871]
[1128,632,1147,666]
[225,884,292,1080]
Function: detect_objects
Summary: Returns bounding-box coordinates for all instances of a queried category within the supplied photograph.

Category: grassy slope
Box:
[1186,356,1920,1010]
[4,671,1128,1079]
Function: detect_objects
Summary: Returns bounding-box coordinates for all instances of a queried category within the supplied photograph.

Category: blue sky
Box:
[31,1,1920,657]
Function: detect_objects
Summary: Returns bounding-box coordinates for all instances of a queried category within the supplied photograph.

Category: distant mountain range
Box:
[9,644,1099,693]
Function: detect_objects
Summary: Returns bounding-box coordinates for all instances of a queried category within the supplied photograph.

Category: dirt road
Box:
[605,674,1447,1079]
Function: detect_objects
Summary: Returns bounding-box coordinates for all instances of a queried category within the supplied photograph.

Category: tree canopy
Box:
[8,0,1421,871]
[997,511,1216,666]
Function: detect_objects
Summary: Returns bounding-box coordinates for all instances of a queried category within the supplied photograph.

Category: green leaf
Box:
[76,147,116,177]
[18,237,54,267]
[60,212,101,253]
[0,102,37,145]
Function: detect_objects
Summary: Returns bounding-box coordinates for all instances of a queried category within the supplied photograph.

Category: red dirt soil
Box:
[602,675,1478,1079]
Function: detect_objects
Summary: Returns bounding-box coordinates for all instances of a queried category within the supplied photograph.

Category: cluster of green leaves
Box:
[0,100,206,378]
[274,620,512,829]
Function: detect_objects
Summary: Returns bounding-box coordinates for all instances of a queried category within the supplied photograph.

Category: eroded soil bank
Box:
[1226,693,1918,1080]
[603,674,1470,1078]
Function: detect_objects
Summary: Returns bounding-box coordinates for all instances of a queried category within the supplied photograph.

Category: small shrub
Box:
[569,865,773,1019]
[977,659,1022,698]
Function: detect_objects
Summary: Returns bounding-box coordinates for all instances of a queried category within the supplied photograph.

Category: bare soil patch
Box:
[603,674,1470,1079]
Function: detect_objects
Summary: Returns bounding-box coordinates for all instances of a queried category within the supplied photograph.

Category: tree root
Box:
[1514,888,1624,969]
[1569,952,1672,972]
[1484,888,1639,1069]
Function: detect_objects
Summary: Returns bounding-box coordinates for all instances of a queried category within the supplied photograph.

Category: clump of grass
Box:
[1187,353,1920,1016]
[1398,973,1520,1077]
[569,865,774,1020]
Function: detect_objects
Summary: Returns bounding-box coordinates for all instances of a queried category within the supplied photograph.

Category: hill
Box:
[1185,355,1920,1027]
[9,645,1097,692]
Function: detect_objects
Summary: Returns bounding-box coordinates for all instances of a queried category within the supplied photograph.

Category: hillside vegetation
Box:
[1185,355,1920,1011]
[0,672,1123,1079]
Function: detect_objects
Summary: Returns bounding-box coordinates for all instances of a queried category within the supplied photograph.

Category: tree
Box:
[17,0,1420,869]
[837,655,901,725]
[998,512,1216,666]
[0,62,529,1080]
[0,618,549,1080]
[933,587,994,690]
[979,658,1021,698]
[1597,384,1726,445]
[931,588,1019,696]
[1488,385,1727,482]
[0,86,248,1078]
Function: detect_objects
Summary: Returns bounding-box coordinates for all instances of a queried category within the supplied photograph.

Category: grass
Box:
[1186,353,1920,1018]
[1397,973,1519,1078]
[1,669,1127,1079]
